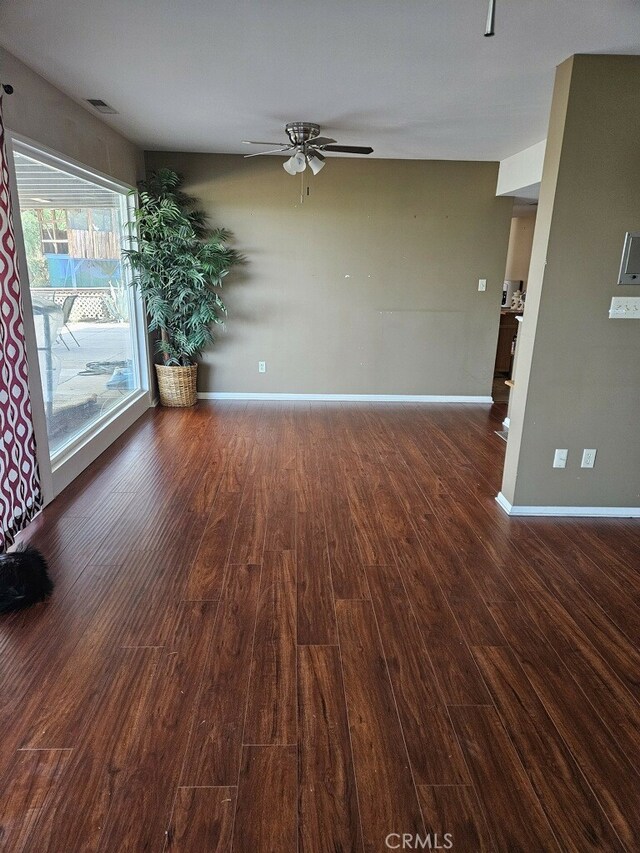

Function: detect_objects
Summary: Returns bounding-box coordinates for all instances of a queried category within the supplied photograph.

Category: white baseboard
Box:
[496,492,640,518]
[198,392,493,403]
[502,416,510,428]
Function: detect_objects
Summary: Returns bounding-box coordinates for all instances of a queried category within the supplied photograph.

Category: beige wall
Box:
[0,47,142,185]
[145,152,513,396]
[502,55,640,509]
[505,214,536,287]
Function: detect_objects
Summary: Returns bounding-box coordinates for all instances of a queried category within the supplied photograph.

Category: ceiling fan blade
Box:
[308,136,337,147]
[243,146,293,158]
[322,145,374,155]
[242,140,287,146]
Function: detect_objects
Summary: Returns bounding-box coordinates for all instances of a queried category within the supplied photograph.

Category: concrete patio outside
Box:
[37,319,138,453]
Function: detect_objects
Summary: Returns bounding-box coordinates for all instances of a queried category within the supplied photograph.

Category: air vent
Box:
[86,98,118,114]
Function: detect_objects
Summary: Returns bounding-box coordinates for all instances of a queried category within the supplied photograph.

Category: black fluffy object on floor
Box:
[0,544,53,613]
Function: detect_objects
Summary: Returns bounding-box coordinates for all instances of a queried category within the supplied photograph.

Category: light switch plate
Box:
[478,279,487,292]
[609,296,640,318]
[553,449,568,469]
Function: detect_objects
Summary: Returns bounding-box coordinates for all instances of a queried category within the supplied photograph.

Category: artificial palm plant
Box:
[124,168,242,405]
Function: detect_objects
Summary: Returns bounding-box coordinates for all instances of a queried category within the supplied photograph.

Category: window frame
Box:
[6,132,153,503]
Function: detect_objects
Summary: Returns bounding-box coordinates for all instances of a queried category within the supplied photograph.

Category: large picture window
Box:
[13,146,144,459]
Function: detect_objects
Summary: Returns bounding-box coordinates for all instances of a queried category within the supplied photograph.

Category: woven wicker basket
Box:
[155,363,198,407]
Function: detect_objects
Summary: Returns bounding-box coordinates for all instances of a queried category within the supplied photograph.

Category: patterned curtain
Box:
[0,94,42,550]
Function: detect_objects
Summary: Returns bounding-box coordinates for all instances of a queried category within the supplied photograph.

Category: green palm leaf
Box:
[124,169,244,366]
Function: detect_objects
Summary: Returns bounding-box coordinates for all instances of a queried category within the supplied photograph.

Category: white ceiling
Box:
[1,0,639,161]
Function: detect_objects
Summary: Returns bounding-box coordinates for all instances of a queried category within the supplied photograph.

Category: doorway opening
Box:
[493,205,537,412]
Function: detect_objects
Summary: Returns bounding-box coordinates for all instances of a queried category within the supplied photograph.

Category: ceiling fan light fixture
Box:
[283,150,307,175]
[283,156,298,175]
[292,151,307,173]
[246,124,373,181]
[308,151,326,175]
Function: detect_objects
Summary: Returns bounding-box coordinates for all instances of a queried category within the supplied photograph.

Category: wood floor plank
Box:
[366,564,470,785]
[563,673,640,766]
[525,520,640,643]
[244,550,297,745]
[595,520,640,572]
[186,435,234,519]
[489,603,640,848]
[377,449,435,533]
[297,509,337,645]
[456,485,640,713]
[417,519,506,645]
[394,442,519,604]
[387,536,458,645]
[298,645,363,853]
[358,457,414,540]
[510,528,640,702]
[488,552,640,715]
[387,412,452,499]
[336,599,424,852]
[232,745,297,852]
[0,561,126,754]
[5,401,639,852]
[263,479,296,552]
[16,553,182,750]
[21,647,162,853]
[166,787,236,852]
[473,644,626,852]
[180,564,261,786]
[424,497,517,634]
[112,549,199,646]
[417,786,493,853]
[218,429,253,493]
[95,601,220,852]
[535,518,640,590]
[0,750,71,853]
[390,537,492,704]
[323,490,370,600]
[343,474,397,566]
[185,489,243,600]
[228,486,268,565]
[42,493,140,561]
[489,600,640,766]
[295,447,318,514]
[449,705,561,852]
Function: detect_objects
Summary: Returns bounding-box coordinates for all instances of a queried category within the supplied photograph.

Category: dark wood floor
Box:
[1,401,639,852]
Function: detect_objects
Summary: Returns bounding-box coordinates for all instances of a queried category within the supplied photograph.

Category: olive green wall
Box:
[502,55,640,510]
[145,151,513,396]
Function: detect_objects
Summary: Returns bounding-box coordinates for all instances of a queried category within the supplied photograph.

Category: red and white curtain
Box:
[0,93,42,550]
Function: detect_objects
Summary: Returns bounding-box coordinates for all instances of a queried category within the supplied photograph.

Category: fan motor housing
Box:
[285,122,320,146]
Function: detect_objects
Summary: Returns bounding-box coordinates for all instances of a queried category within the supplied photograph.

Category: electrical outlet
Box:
[581,448,597,468]
[478,278,487,292]
[258,361,266,373]
[609,296,640,319]
[553,449,568,469]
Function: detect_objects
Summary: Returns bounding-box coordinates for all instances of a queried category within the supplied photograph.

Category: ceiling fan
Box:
[242,122,374,175]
